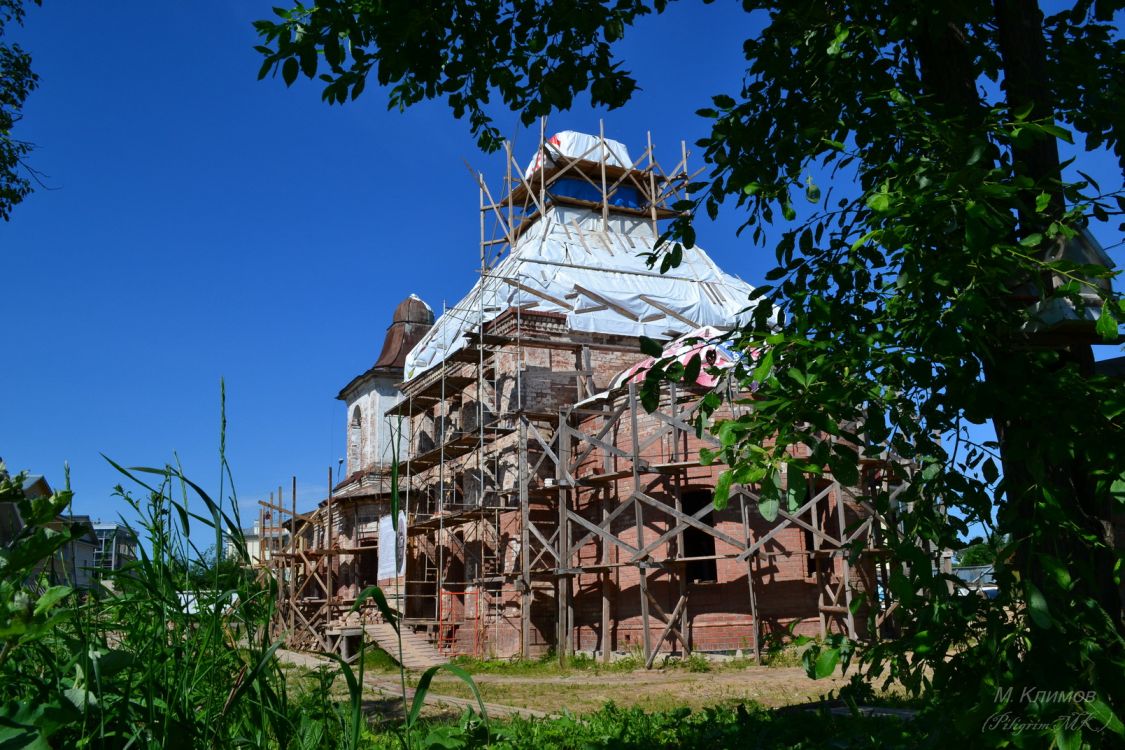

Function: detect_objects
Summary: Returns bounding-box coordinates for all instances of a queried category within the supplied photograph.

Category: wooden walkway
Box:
[363,622,445,671]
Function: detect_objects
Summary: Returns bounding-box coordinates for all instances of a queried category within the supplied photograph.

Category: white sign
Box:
[377,512,406,580]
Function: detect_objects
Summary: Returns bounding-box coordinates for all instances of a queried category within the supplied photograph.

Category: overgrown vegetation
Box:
[0,397,489,749]
[0,456,376,749]
[371,702,917,750]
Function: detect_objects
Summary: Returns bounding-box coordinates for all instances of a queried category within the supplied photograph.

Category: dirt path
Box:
[276,649,547,719]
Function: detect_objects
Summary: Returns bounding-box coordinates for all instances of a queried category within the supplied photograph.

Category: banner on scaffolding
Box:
[377,512,406,580]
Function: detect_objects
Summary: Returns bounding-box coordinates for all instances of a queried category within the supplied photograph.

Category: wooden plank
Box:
[648,406,721,447]
[632,491,748,551]
[527,421,566,481]
[565,497,635,559]
[526,520,561,563]
[629,383,653,668]
[736,484,833,562]
[573,284,641,322]
[566,509,642,557]
[601,491,612,664]
[556,417,571,665]
[740,495,762,664]
[502,277,574,311]
[639,567,653,668]
[645,591,688,669]
[638,295,700,329]
[628,499,719,562]
[572,402,629,468]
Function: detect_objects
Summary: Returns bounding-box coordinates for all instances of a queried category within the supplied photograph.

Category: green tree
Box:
[187,545,248,592]
[0,0,40,221]
[956,535,1008,568]
[255,1,1125,745]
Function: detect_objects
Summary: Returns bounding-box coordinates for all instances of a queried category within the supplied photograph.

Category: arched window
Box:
[348,406,362,473]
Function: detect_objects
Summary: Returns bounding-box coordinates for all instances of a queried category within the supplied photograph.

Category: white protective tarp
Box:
[376,512,406,580]
[524,130,633,178]
[404,131,760,382]
[404,204,758,380]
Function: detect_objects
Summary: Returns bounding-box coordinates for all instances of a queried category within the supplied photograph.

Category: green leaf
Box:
[981,457,999,484]
[758,471,781,522]
[352,585,400,630]
[1034,192,1050,213]
[866,192,890,213]
[752,349,774,382]
[1019,232,1043,247]
[33,586,72,617]
[639,378,661,413]
[713,471,733,509]
[223,640,285,716]
[639,336,664,357]
[827,446,859,487]
[1026,582,1052,628]
[1039,556,1072,591]
[1096,301,1118,342]
[409,664,489,729]
[813,647,840,678]
[826,25,849,56]
[683,353,702,384]
[786,463,804,513]
[1038,123,1073,143]
[1087,698,1125,737]
[805,179,821,203]
[759,493,779,523]
[282,56,299,86]
[712,93,736,109]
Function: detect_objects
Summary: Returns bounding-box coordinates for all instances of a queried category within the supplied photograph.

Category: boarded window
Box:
[682,491,717,583]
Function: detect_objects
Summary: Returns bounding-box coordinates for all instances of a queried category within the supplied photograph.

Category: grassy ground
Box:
[346,646,898,716]
[286,648,921,748]
[412,664,851,714]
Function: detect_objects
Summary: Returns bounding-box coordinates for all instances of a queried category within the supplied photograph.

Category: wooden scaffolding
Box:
[257,124,907,663]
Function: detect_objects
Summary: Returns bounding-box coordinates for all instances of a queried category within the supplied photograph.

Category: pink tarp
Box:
[613,326,742,388]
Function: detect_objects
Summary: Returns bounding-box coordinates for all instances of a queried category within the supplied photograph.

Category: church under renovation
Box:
[254,130,895,666]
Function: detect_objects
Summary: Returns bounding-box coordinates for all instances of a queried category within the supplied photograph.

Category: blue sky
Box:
[1,2,768,525]
[2,3,1120,532]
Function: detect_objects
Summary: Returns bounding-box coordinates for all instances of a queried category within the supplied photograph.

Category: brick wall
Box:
[398,313,875,659]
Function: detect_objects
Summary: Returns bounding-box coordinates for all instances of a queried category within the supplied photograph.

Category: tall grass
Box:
[0,461,370,748]
[0,391,486,749]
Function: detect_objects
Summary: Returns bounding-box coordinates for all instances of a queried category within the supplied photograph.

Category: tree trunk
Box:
[992,0,1121,629]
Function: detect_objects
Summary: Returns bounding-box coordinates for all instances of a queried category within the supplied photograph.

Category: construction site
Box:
[253,128,906,668]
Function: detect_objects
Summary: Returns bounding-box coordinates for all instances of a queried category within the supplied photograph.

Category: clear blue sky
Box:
[2,3,1120,532]
[1,2,769,525]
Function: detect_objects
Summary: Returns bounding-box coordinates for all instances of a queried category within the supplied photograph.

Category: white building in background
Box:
[226,518,288,566]
[92,522,138,572]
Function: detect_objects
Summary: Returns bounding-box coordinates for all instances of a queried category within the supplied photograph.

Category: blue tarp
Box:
[550,178,643,209]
